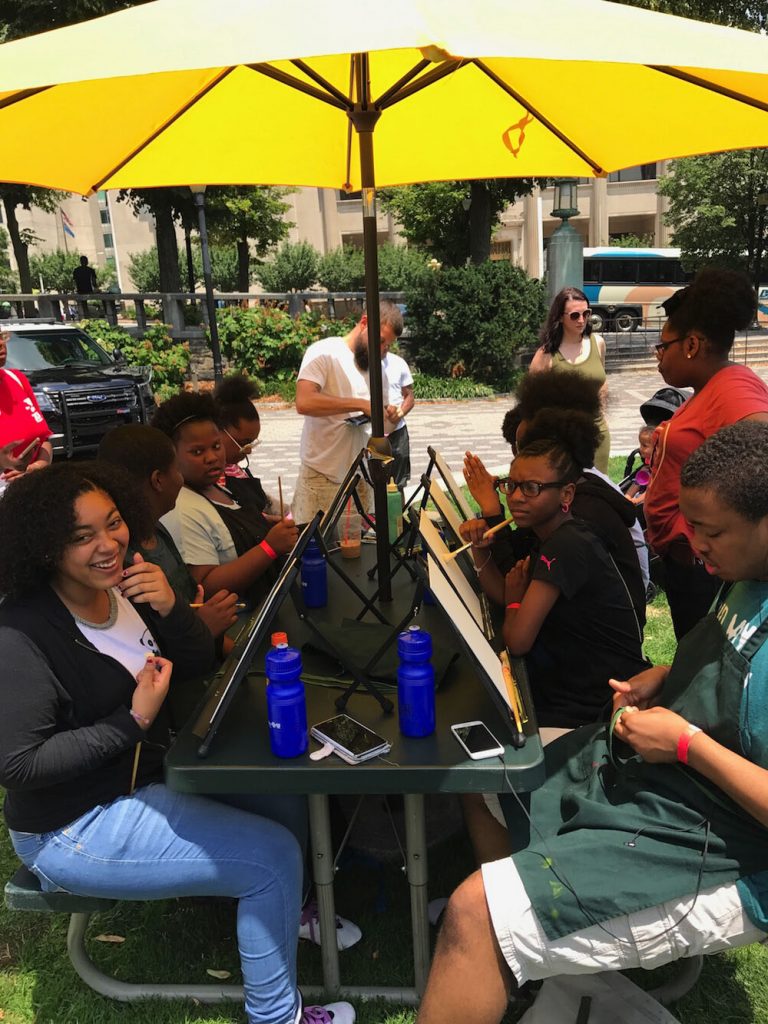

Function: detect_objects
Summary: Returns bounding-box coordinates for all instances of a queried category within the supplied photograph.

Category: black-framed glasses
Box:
[495,477,568,497]
[654,335,684,357]
[566,309,591,322]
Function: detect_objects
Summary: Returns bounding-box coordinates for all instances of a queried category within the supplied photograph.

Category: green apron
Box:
[510,590,768,941]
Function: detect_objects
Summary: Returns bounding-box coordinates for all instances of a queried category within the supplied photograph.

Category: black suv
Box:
[3,322,154,457]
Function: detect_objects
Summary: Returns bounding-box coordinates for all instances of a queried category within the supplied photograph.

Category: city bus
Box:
[582,247,691,332]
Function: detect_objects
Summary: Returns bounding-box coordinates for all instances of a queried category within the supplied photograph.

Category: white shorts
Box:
[291,463,372,525]
[482,856,765,986]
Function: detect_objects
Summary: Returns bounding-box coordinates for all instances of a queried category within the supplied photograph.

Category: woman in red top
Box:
[645,268,768,639]
[0,329,52,486]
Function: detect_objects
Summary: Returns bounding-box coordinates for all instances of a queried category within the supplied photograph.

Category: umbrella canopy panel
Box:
[1,0,768,195]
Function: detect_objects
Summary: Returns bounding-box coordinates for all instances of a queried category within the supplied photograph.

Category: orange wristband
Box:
[259,540,278,561]
[676,724,702,765]
[506,602,521,610]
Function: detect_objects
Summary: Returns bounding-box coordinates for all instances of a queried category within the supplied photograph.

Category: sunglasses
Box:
[566,309,592,322]
[495,477,568,498]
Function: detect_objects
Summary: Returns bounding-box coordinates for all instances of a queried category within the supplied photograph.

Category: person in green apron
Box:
[418,420,768,1024]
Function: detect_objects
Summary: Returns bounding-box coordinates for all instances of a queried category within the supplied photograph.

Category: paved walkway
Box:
[252,365,768,504]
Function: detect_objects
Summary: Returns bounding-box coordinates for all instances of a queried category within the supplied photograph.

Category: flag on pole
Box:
[61,209,75,239]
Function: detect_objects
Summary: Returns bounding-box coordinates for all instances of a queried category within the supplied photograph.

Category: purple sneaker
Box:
[299,898,362,950]
[299,1002,355,1024]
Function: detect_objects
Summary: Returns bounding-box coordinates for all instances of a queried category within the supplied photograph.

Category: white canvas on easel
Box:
[426,552,513,718]
[419,511,484,629]
[430,447,474,521]
[428,479,466,541]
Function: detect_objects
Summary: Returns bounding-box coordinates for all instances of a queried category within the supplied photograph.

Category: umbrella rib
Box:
[0,86,51,112]
[377,59,466,111]
[290,60,351,108]
[473,59,604,175]
[374,59,431,107]
[247,63,347,110]
[88,67,236,193]
[650,65,768,116]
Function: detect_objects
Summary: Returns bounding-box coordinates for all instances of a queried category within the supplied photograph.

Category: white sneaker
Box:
[299,1001,356,1024]
[299,898,362,951]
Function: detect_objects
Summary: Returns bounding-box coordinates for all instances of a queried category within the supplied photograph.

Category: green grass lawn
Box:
[4,464,768,1023]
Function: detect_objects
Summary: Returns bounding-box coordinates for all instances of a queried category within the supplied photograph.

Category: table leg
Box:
[308,793,340,994]
[403,793,430,996]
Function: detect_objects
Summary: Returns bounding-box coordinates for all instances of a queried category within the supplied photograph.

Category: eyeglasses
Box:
[495,477,568,497]
[654,335,684,357]
[222,427,261,458]
[566,309,591,322]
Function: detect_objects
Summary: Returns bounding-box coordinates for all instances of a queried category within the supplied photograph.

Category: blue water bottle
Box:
[397,625,436,737]
[301,537,328,608]
[265,644,308,758]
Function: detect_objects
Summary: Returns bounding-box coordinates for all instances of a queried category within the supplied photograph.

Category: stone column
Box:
[589,177,609,247]
[655,161,672,246]
[522,191,543,279]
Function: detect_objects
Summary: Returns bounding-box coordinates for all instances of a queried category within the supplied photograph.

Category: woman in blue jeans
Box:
[0,461,353,1024]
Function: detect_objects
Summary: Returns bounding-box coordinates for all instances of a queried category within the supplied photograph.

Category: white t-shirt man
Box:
[297,336,389,484]
[382,352,414,435]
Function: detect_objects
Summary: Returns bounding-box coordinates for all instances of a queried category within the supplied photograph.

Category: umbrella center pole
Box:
[349,104,392,601]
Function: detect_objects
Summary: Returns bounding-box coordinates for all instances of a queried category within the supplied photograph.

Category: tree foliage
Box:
[377,244,429,291]
[257,242,319,292]
[127,244,242,292]
[205,186,293,292]
[316,246,366,292]
[29,249,83,292]
[658,150,768,282]
[405,261,546,389]
[380,180,541,267]
[612,0,765,31]
[0,227,18,292]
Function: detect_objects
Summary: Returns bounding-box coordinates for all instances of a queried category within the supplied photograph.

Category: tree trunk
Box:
[3,196,35,317]
[237,239,250,293]
[184,227,196,294]
[153,196,181,294]
[469,182,493,265]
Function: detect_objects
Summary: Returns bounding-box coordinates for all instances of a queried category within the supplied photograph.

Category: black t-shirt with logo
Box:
[525,518,647,728]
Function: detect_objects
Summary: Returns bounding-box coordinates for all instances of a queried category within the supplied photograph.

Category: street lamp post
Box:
[547,178,584,305]
[190,185,224,382]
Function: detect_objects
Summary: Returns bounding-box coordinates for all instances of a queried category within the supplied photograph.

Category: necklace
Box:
[72,588,118,630]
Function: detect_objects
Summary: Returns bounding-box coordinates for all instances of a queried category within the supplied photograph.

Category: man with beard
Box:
[291,301,401,524]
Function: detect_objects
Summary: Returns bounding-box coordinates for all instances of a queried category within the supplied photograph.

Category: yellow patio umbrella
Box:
[1,0,767,590]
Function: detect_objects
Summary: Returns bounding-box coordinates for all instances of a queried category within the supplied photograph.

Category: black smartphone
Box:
[311,714,390,764]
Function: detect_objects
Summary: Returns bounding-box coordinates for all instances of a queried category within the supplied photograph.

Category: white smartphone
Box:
[451,721,505,760]
[310,714,391,764]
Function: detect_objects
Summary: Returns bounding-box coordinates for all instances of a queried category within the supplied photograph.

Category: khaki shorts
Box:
[290,463,372,525]
[482,856,765,986]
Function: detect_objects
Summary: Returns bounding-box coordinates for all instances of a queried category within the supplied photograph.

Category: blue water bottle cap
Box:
[398,624,432,660]
[265,644,303,681]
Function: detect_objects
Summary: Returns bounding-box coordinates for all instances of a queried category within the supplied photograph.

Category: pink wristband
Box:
[130,709,150,729]
[506,602,521,610]
[676,724,702,765]
[259,539,278,561]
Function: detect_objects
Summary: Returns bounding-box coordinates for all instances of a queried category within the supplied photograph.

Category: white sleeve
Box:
[400,357,414,388]
[298,347,329,387]
[161,495,229,566]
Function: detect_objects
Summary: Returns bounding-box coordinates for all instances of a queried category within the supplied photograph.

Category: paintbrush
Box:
[441,516,515,562]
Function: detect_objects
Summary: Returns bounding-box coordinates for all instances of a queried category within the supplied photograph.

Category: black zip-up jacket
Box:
[0,586,215,833]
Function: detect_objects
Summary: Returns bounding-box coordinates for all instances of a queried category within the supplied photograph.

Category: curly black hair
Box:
[98,424,176,480]
[214,374,260,429]
[681,421,768,522]
[662,268,756,355]
[501,406,523,452]
[151,391,218,440]
[515,369,602,423]
[516,407,601,482]
[0,461,154,600]
[537,287,592,354]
